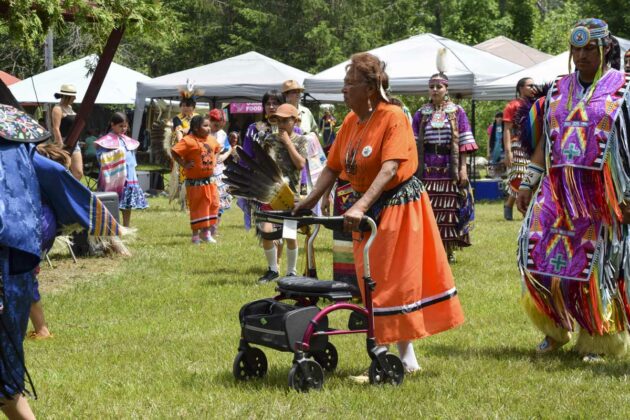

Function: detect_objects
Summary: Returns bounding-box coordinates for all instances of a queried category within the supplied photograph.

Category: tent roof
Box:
[132,51,327,138]
[0,70,20,86]
[9,55,151,104]
[303,33,523,97]
[135,51,312,101]
[474,36,552,67]
[474,37,630,101]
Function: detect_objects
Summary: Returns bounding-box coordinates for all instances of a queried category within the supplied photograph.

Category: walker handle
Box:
[255,210,378,280]
[254,211,373,232]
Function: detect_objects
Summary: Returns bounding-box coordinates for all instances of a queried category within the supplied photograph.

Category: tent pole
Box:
[471,99,477,181]
[65,25,126,151]
[44,29,54,131]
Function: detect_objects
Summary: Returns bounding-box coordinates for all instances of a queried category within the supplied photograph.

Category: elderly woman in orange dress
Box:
[294,52,464,375]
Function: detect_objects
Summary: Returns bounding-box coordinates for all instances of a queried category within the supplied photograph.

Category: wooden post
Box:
[44,29,54,130]
[64,25,126,151]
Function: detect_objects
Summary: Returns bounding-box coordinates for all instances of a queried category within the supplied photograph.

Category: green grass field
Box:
[31,199,630,418]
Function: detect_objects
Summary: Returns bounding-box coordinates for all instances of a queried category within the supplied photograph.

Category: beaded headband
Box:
[569,18,609,48]
[429,78,449,87]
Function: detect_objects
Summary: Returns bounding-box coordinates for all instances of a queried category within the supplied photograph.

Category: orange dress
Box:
[327,102,464,344]
[172,134,221,231]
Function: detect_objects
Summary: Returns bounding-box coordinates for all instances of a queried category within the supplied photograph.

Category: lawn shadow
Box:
[202,368,295,392]
[426,342,630,377]
[206,364,405,392]
[201,276,261,287]
[424,342,554,362]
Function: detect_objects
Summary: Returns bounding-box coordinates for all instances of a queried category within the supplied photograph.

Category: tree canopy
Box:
[1,0,627,80]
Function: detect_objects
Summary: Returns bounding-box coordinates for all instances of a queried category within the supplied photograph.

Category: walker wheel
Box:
[368,353,404,386]
[288,360,324,392]
[233,347,267,381]
[310,342,338,372]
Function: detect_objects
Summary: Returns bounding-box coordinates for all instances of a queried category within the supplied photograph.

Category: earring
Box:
[368,98,373,112]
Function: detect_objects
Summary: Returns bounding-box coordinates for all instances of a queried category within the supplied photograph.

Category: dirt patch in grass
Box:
[38,256,122,294]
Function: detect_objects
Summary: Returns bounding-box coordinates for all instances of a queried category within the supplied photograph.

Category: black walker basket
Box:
[239,298,328,353]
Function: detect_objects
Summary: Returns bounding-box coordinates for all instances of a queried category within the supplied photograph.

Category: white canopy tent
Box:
[132,51,322,139]
[474,37,630,101]
[303,33,523,97]
[474,36,552,67]
[9,54,151,104]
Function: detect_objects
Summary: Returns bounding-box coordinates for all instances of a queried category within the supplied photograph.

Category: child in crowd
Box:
[209,109,232,235]
[95,112,148,227]
[171,115,222,244]
[26,144,72,340]
[170,97,198,211]
[257,103,308,282]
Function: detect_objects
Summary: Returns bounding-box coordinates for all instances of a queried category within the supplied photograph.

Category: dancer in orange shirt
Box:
[172,115,221,244]
[295,53,463,377]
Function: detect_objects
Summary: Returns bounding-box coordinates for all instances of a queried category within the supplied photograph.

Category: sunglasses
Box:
[268,116,295,124]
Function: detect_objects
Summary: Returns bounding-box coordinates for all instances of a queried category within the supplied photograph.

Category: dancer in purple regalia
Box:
[412,72,477,263]
[517,18,630,361]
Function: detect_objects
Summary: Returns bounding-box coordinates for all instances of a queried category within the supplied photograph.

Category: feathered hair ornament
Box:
[436,47,448,73]
[178,79,204,100]
[223,141,295,210]
[433,47,449,86]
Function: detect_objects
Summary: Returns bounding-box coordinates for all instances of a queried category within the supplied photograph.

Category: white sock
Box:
[397,341,420,372]
[286,247,298,275]
[264,247,278,272]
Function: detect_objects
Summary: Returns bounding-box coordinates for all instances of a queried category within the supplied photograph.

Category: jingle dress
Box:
[412,103,477,252]
[328,102,464,344]
[518,69,630,355]
[503,99,532,197]
[172,134,221,231]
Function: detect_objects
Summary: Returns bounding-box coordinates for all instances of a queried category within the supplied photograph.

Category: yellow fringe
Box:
[521,292,570,344]
[574,328,630,357]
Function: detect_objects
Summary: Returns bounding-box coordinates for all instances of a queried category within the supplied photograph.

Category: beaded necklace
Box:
[344,110,375,174]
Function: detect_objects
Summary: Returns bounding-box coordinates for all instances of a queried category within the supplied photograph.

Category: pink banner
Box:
[229,103,263,114]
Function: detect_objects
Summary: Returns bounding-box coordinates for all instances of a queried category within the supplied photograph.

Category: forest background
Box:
[1,0,628,155]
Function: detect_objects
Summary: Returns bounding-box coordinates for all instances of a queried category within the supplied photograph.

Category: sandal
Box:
[27,330,54,340]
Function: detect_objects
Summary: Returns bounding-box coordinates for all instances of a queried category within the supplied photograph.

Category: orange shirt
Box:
[171,134,221,179]
[327,102,417,193]
[502,99,519,123]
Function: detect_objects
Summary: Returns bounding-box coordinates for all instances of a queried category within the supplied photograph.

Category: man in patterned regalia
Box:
[517,19,630,361]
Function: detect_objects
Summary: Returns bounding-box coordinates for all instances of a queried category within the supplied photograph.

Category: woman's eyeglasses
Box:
[268,117,294,124]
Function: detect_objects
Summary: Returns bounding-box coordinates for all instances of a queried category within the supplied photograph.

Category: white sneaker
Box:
[202,232,217,243]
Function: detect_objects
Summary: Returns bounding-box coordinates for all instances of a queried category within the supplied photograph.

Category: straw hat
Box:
[54,84,77,99]
[281,80,304,93]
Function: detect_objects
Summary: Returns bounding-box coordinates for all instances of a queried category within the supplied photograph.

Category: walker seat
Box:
[277,276,360,301]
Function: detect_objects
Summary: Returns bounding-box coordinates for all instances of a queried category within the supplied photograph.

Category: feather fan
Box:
[223,141,295,210]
